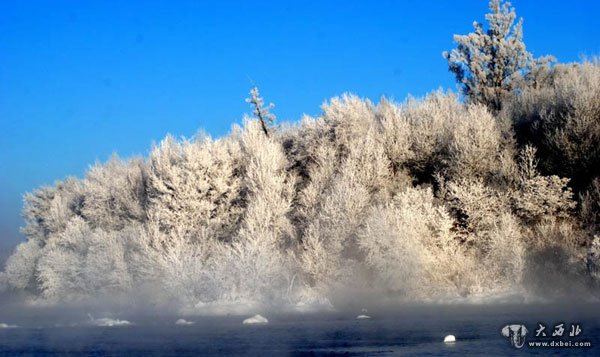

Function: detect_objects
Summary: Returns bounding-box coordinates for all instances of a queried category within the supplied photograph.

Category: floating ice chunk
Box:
[0,323,17,328]
[444,335,456,343]
[243,314,268,325]
[175,318,194,325]
[88,314,131,327]
[91,318,131,327]
[356,315,371,319]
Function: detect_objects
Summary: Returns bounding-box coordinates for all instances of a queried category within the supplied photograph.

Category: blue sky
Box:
[0,0,599,250]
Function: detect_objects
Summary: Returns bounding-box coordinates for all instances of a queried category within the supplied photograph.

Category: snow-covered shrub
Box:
[81,156,147,231]
[513,175,575,223]
[358,187,461,297]
[402,92,458,182]
[320,94,375,158]
[587,236,600,282]
[146,133,244,245]
[132,221,216,305]
[21,178,84,245]
[300,166,371,292]
[216,119,295,302]
[375,98,413,177]
[512,145,576,223]
[439,176,530,294]
[5,178,84,293]
[581,178,600,232]
[2,240,42,292]
[36,217,133,301]
[358,204,422,295]
[508,61,600,191]
[523,219,589,296]
[446,104,503,181]
[443,177,511,236]
[482,213,525,290]
[345,126,391,197]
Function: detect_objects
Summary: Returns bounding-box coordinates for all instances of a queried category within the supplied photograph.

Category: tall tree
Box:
[246,86,276,137]
[443,0,532,113]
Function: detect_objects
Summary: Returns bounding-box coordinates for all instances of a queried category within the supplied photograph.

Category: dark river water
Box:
[0,303,599,356]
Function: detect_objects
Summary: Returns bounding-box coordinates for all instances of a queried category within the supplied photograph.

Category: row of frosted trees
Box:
[1,0,600,307]
[3,80,599,305]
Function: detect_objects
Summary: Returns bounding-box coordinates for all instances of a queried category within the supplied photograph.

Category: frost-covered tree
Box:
[358,187,459,296]
[2,239,42,292]
[218,119,296,301]
[3,178,84,293]
[581,178,600,232]
[446,104,502,180]
[35,217,134,301]
[81,156,147,231]
[300,171,371,290]
[246,86,276,137]
[507,61,600,192]
[512,146,576,223]
[401,92,459,182]
[146,134,244,245]
[20,178,84,245]
[444,0,534,112]
[588,236,600,283]
[483,213,525,289]
[443,177,511,237]
[375,98,413,179]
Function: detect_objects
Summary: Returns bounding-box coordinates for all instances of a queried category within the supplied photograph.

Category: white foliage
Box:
[444,177,511,235]
[444,0,534,111]
[81,156,147,230]
[483,213,525,288]
[3,82,595,306]
[147,134,243,244]
[376,97,413,173]
[217,119,295,302]
[588,236,600,281]
[358,187,460,296]
[512,145,576,223]
[36,217,133,301]
[3,240,42,291]
[21,178,83,244]
[447,105,502,180]
[300,170,371,289]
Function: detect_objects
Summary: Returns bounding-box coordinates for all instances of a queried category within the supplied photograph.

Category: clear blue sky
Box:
[1,0,599,250]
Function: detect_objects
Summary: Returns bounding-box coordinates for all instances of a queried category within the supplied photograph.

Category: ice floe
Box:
[243,314,268,325]
[88,314,131,327]
[175,318,194,325]
[444,335,456,343]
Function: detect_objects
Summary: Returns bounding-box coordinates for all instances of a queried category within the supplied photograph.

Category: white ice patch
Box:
[242,314,268,325]
[88,314,131,327]
[356,315,371,319]
[0,323,17,328]
[175,318,194,325]
[444,335,456,343]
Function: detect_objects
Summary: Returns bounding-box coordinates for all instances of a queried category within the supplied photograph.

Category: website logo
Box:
[501,324,528,349]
